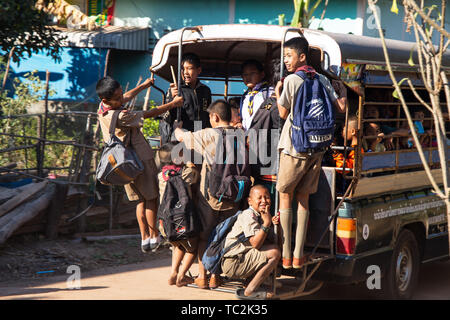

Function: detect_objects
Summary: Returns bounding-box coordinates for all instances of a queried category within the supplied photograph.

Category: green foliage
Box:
[290,0,324,28]
[0,62,80,172]
[0,0,63,63]
[1,70,55,116]
[142,100,160,138]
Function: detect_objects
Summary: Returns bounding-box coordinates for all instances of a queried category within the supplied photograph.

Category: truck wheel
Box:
[382,229,420,299]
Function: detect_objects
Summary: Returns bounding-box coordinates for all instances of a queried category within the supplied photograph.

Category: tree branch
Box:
[368,0,445,198]
[406,0,450,39]
[407,79,433,113]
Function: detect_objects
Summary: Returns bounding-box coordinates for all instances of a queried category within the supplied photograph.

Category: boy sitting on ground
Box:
[222,185,281,300]
[157,142,200,287]
[96,76,183,253]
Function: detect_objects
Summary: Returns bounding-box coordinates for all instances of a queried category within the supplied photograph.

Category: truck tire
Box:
[382,229,420,299]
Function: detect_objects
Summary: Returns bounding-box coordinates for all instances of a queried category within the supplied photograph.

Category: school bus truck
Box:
[149,24,450,299]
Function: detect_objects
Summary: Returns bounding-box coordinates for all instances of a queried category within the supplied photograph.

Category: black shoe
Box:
[141,243,151,253]
[150,236,163,252]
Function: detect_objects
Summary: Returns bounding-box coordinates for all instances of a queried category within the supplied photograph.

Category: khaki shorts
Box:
[221,248,268,279]
[276,151,324,195]
[196,194,237,241]
[124,158,159,202]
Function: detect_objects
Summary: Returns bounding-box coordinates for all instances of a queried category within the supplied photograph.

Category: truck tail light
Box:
[336,217,356,255]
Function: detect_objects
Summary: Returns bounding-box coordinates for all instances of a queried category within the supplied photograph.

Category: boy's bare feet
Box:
[243,289,275,299]
[168,273,177,286]
[176,276,194,287]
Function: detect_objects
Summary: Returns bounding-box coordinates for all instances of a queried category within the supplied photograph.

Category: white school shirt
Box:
[241,84,273,131]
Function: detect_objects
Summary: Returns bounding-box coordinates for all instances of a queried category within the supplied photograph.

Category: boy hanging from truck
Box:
[274,37,347,269]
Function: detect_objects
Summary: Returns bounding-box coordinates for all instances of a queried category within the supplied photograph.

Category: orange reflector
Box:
[336,218,357,255]
[337,218,356,231]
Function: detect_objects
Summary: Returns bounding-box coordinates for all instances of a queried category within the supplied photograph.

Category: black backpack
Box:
[208,128,251,203]
[157,170,199,241]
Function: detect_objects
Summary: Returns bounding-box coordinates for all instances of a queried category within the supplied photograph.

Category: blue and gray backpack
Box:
[291,71,335,153]
[202,210,247,275]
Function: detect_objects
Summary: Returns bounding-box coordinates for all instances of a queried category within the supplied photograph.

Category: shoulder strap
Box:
[295,70,306,80]
[109,110,122,136]
[223,232,247,254]
[262,83,271,100]
[110,110,132,146]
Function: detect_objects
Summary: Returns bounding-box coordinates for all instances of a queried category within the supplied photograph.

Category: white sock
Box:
[141,238,150,246]
[150,237,158,244]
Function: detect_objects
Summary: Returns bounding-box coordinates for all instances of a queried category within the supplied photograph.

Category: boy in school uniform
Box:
[246,59,285,215]
[174,99,243,289]
[222,185,281,300]
[274,37,347,269]
[157,142,200,287]
[240,59,273,131]
[166,53,212,135]
[96,76,183,253]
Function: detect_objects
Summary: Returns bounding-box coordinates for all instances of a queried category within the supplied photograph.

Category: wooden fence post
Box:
[45,183,68,239]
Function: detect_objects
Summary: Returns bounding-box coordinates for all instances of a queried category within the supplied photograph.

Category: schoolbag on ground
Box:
[96,110,144,185]
[208,128,251,202]
[157,169,199,242]
[291,71,335,153]
[202,210,247,274]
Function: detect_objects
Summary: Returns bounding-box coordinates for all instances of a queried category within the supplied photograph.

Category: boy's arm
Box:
[275,81,290,120]
[173,121,186,142]
[123,78,154,103]
[331,80,347,114]
[142,96,183,119]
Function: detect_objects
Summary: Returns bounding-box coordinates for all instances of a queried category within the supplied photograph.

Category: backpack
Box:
[96,110,144,185]
[291,71,335,153]
[202,210,247,274]
[157,169,199,242]
[208,128,251,203]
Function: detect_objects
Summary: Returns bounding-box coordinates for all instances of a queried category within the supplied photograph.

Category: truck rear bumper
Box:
[312,248,393,284]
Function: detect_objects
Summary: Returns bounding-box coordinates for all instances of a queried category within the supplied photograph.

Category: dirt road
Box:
[1,250,449,300]
[0,249,235,300]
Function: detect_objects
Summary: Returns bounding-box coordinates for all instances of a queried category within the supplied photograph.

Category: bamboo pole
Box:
[38,70,50,178]
[104,49,111,78]
[143,73,154,111]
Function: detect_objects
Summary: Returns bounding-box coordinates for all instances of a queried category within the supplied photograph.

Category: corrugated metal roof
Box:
[55,26,149,51]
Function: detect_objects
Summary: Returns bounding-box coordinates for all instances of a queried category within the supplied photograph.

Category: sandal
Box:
[209,275,222,289]
[193,277,209,289]
[293,255,310,269]
[176,276,194,287]
[235,288,275,300]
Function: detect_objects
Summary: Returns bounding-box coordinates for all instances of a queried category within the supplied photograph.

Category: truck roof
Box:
[150,24,450,81]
